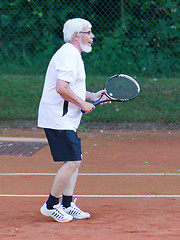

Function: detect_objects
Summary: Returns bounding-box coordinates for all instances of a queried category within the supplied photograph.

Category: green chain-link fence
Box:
[1,0,179,76]
[0,0,179,126]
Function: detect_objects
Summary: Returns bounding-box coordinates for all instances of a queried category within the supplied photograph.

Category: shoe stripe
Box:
[68,209,81,215]
[52,209,66,219]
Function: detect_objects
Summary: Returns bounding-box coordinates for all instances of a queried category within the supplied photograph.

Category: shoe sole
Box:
[73,214,91,219]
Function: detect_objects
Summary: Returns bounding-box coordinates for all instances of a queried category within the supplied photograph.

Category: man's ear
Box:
[73,32,79,41]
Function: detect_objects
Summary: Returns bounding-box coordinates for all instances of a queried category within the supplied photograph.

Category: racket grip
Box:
[81,109,85,113]
[92,100,100,106]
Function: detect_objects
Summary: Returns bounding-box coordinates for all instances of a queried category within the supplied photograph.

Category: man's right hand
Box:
[81,102,95,114]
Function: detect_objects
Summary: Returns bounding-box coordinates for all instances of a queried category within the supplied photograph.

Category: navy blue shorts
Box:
[44,129,82,162]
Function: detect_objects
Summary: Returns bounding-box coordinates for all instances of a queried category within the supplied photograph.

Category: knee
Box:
[73,160,81,169]
[66,160,81,170]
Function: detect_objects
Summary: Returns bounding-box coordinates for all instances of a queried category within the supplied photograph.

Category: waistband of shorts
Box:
[57,130,76,133]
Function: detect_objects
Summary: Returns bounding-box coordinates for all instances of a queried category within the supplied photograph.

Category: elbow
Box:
[56,84,68,98]
[56,85,62,94]
[56,80,70,98]
[56,86,65,96]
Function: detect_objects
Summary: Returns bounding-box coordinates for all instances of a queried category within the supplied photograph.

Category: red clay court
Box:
[0,127,180,240]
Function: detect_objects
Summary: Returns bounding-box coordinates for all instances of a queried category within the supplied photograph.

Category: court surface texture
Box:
[0,127,179,240]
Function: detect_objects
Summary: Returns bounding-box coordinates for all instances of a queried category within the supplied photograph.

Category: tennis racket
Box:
[81,74,140,113]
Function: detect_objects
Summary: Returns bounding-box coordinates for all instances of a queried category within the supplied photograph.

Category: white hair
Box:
[63,18,92,42]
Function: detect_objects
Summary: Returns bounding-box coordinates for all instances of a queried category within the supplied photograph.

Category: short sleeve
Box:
[53,48,78,83]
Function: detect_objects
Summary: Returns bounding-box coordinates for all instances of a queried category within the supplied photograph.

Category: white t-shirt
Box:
[38,43,86,131]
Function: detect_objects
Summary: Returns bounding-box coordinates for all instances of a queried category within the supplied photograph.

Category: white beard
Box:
[80,38,92,53]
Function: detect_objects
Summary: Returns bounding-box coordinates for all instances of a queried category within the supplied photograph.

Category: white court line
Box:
[0,194,180,198]
[0,137,47,143]
[0,173,180,176]
[80,173,180,176]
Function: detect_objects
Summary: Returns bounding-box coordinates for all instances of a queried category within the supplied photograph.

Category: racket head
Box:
[104,74,140,102]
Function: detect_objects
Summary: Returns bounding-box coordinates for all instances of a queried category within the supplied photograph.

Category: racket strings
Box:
[106,77,139,100]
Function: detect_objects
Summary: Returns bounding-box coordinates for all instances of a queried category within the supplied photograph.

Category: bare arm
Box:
[56,80,95,113]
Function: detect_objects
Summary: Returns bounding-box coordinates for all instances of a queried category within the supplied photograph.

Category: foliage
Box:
[0,74,179,125]
[0,74,44,120]
[0,0,179,76]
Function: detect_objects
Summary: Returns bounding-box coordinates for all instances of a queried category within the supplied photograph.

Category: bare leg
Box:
[51,161,81,198]
[62,167,79,196]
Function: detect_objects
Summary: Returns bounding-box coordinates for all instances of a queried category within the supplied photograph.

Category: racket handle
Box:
[81,109,85,113]
[92,100,100,106]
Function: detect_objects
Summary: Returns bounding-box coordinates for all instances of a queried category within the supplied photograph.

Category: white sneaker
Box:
[40,202,73,222]
[64,198,90,219]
